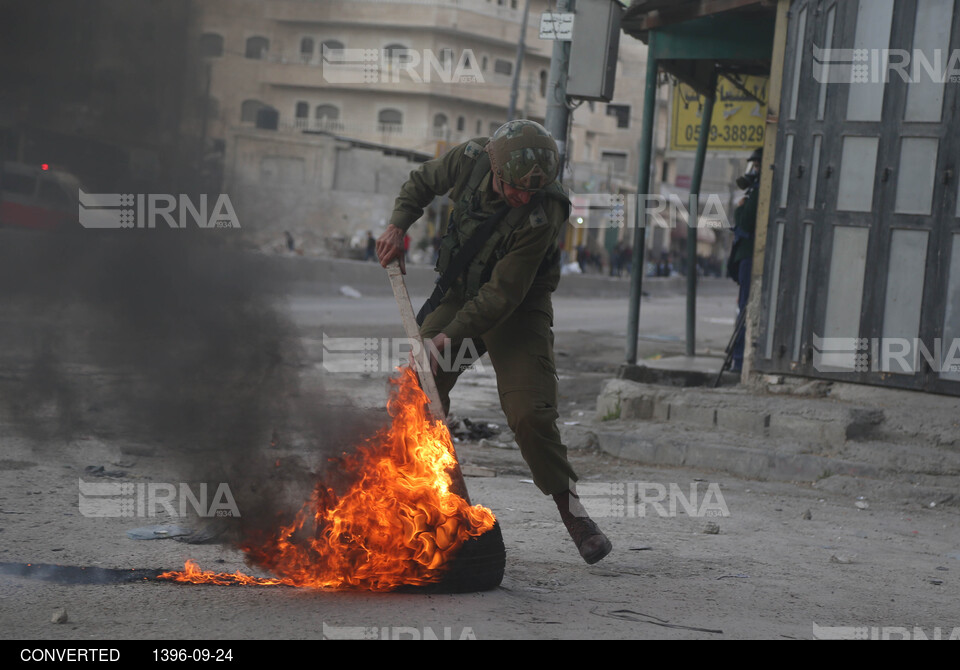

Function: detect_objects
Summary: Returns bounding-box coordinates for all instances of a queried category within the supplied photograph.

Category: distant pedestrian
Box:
[365,231,376,261]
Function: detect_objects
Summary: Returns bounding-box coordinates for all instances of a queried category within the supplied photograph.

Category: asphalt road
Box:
[1,264,957,641]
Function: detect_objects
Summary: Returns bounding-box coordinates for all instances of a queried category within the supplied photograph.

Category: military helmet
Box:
[487,120,560,191]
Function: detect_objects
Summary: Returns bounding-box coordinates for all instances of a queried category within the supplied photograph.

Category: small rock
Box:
[855,501,869,510]
[929,579,944,586]
[478,438,515,450]
[802,509,812,520]
[703,522,720,535]
[51,608,68,624]
[830,554,855,564]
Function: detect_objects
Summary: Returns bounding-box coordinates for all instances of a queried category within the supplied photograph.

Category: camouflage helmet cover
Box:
[486,120,560,191]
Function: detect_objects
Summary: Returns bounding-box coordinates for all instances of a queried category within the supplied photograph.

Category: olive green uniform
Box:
[388,138,577,496]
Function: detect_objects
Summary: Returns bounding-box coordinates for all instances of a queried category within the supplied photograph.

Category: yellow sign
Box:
[670,75,769,152]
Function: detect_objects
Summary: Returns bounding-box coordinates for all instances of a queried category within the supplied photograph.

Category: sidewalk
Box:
[575,356,960,506]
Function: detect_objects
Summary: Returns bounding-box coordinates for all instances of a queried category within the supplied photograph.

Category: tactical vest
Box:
[436,138,570,300]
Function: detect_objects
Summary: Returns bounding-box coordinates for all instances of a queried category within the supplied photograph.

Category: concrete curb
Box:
[587,378,960,498]
[592,423,884,483]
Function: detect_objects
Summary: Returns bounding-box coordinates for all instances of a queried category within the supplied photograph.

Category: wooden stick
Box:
[385,262,446,421]
[385,261,471,503]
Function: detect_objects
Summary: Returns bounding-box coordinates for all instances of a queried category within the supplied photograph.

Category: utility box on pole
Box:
[566,0,622,102]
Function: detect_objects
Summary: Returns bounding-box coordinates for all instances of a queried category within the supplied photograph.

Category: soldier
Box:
[377,120,612,565]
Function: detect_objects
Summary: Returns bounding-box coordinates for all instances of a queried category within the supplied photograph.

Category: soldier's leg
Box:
[483,305,611,564]
[481,305,576,494]
[418,295,486,417]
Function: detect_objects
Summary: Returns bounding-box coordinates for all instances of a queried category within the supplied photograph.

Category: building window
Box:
[384,43,413,64]
[315,104,339,120]
[315,104,341,131]
[481,55,488,71]
[540,70,548,98]
[476,119,483,135]
[456,116,465,132]
[494,59,513,76]
[245,36,270,60]
[199,33,224,58]
[601,151,628,173]
[606,104,630,129]
[378,108,403,133]
[321,39,345,56]
[300,37,315,62]
[295,102,309,127]
[241,99,267,123]
[433,113,449,139]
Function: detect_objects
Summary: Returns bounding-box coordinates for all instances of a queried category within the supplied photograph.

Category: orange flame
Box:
[158,367,495,590]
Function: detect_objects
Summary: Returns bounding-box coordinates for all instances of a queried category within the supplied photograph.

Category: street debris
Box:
[460,465,497,478]
[125,525,193,541]
[589,607,723,635]
[829,554,856,564]
[50,608,68,624]
[446,416,501,441]
[479,438,516,450]
[703,522,720,535]
[83,465,126,478]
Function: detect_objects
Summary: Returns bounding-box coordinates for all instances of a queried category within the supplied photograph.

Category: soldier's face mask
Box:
[736,161,760,190]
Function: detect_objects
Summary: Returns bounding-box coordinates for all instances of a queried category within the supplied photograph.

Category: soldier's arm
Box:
[378,142,471,270]
[442,204,563,341]
[388,143,472,233]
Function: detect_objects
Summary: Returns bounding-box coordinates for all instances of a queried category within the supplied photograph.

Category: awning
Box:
[621,0,776,97]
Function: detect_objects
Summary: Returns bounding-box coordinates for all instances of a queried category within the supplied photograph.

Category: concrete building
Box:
[193,0,652,256]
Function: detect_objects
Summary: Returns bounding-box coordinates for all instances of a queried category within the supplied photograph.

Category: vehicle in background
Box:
[0,161,81,230]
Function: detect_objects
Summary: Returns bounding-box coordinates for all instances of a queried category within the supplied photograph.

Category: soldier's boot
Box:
[553,488,613,565]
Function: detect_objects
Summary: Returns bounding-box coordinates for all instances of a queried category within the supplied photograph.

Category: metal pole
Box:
[507,0,532,121]
[626,34,659,365]
[544,0,573,181]
[686,70,717,357]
